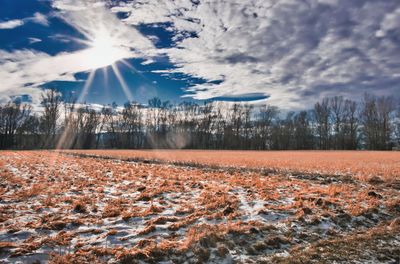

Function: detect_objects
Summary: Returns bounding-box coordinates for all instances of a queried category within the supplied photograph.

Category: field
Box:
[0,150,399,263]
[61,150,400,182]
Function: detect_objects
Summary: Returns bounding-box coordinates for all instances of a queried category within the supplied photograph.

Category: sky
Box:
[0,0,399,109]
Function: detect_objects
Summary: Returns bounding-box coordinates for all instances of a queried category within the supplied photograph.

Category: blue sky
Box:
[0,0,399,108]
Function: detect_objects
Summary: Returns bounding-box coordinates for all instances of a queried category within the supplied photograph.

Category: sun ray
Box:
[55,69,96,151]
[120,59,137,72]
[103,66,110,101]
[70,37,91,46]
[120,59,148,79]
[103,66,109,85]
[77,70,96,103]
[111,63,133,102]
[121,59,155,84]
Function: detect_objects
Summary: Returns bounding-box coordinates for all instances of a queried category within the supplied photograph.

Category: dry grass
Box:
[61,149,400,181]
[268,222,400,264]
[0,150,399,263]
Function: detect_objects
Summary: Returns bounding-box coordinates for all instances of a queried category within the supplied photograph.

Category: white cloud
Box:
[28,37,42,44]
[56,3,154,57]
[52,0,99,11]
[0,12,49,30]
[116,0,400,108]
[1,0,399,108]
[0,1,156,104]
[377,8,400,37]
[30,12,49,26]
[0,19,24,29]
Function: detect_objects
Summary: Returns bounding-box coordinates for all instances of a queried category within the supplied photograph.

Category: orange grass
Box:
[0,150,399,263]
[60,149,400,181]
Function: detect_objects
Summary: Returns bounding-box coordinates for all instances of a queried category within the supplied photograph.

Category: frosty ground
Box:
[0,151,399,263]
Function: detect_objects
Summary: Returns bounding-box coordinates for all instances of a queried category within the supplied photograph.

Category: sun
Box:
[85,34,129,70]
[74,29,134,106]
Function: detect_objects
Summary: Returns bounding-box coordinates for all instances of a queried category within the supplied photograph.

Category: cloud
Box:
[1,0,399,108]
[28,37,42,44]
[209,93,269,103]
[0,1,155,104]
[116,0,400,108]
[0,12,49,30]
[376,7,400,38]
[54,1,154,57]
[30,12,50,26]
[0,19,24,29]
[52,0,106,11]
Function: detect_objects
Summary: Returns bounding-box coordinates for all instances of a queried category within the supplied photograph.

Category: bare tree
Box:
[330,96,345,149]
[242,104,253,149]
[313,98,331,150]
[342,99,359,149]
[256,105,279,150]
[1,93,399,151]
[294,111,313,149]
[40,89,61,148]
[0,102,32,149]
[121,102,143,148]
[394,101,400,148]
[360,94,395,150]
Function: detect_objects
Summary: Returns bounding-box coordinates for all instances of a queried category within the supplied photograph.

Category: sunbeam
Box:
[103,67,110,100]
[111,63,133,102]
[56,3,146,106]
[103,67,109,85]
[121,59,153,83]
[120,59,136,72]
[55,68,96,151]
[74,29,136,104]
[77,70,96,103]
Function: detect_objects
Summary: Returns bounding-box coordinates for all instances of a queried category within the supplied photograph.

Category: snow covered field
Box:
[0,151,399,263]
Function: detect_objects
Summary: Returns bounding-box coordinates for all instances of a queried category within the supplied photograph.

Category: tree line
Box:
[1,90,399,150]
